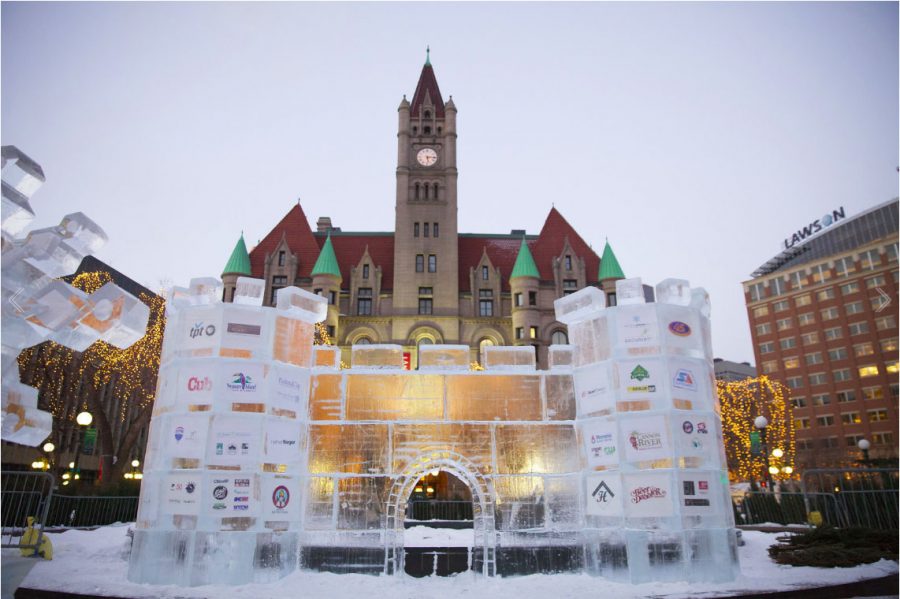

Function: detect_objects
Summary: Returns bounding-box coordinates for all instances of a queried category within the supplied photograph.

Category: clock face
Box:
[416,148,438,167]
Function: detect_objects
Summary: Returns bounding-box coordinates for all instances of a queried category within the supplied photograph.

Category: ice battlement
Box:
[130,276,739,585]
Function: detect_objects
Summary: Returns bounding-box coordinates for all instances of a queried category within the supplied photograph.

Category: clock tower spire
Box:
[393,51,460,342]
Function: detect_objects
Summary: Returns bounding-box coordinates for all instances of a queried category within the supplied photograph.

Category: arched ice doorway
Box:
[384,451,496,576]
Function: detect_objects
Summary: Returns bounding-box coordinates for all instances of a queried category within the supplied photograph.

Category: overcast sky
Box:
[3,2,897,363]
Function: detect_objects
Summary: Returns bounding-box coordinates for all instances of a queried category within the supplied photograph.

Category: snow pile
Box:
[10,525,896,599]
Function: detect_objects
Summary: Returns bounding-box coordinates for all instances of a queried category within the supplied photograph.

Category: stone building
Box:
[221,53,626,369]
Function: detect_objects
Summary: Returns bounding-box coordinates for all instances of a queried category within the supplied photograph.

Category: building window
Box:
[858,365,879,378]
[794,417,810,429]
[271,275,288,304]
[824,327,842,341]
[563,279,578,295]
[776,318,792,331]
[859,249,880,270]
[810,264,831,284]
[795,294,811,307]
[875,315,896,331]
[808,372,827,385]
[780,337,796,350]
[759,342,775,354]
[863,386,884,401]
[798,313,815,326]
[329,290,337,305]
[278,251,286,266]
[773,300,790,312]
[853,342,874,357]
[428,255,437,273]
[433,183,439,200]
[423,183,429,200]
[424,223,430,238]
[415,182,421,200]
[784,357,800,369]
[801,332,819,345]
[514,292,523,307]
[414,223,420,237]
[482,266,489,280]
[786,376,803,389]
[820,307,839,321]
[840,281,860,295]
[886,361,898,374]
[828,347,848,361]
[748,282,765,302]
[812,394,830,406]
[355,337,372,345]
[817,288,836,301]
[832,368,852,382]
[836,391,856,403]
[845,434,864,447]
[433,222,439,237]
[479,289,493,317]
[761,360,777,374]
[881,338,898,352]
[868,409,888,422]
[326,325,335,339]
[848,321,869,336]
[418,295,433,315]
[771,278,786,296]
[845,301,864,315]
[357,287,372,315]
[529,291,537,306]
[805,352,823,366]
[529,326,538,339]
[887,244,898,262]
[791,397,807,408]
[565,255,572,271]
[872,432,894,445]
[790,271,805,290]
[752,306,769,318]
[363,264,370,280]
[866,274,886,289]
[515,327,524,340]
[756,323,772,335]
[816,415,834,427]
[551,330,568,345]
[834,256,855,278]
[416,254,424,272]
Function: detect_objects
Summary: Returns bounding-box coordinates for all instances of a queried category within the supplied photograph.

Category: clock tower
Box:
[392,49,460,343]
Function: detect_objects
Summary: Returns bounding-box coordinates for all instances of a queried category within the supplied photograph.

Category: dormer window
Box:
[424,110,431,119]
[413,126,418,135]
[565,255,572,271]
[424,126,431,135]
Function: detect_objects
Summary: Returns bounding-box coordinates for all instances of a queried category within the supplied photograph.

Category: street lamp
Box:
[72,411,93,482]
[857,438,871,462]
[754,416,772,490]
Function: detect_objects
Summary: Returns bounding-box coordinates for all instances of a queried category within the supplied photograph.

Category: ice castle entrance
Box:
[385,451,496,576]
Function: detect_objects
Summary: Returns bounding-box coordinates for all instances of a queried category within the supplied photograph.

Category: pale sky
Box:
[3,2,898,363]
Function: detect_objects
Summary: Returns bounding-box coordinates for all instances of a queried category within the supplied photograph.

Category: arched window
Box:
[433,183,439,200]
[415,183,420,200]
[424,110,431,119]
[551,330,569,346]
[416,337,434,370]
[423,183,429,200]
[354,337,372,345]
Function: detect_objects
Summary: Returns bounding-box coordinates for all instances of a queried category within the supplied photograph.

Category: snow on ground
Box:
[7,524,897,599]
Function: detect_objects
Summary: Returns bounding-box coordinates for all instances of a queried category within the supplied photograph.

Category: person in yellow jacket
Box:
[19,516,53,560]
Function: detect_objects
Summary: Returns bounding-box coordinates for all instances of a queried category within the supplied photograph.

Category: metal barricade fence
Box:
[406,500,474,522]
[802,468,899,530]
[1,471,54,550]
[736,491,842,526]
[45,495,139,528]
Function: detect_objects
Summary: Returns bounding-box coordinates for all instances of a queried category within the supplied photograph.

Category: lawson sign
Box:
[783,207,846,250]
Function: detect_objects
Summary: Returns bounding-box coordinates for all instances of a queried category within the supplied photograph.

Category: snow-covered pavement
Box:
[6,524,897,599]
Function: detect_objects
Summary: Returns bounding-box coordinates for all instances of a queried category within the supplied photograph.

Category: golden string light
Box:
[717,376,796,483]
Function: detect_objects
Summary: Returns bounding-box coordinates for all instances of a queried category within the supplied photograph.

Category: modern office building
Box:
[220,53,626,369]
[713,358,757,383]
[743,199,898,467]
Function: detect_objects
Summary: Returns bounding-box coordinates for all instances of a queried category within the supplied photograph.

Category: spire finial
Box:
[425,45,431,66]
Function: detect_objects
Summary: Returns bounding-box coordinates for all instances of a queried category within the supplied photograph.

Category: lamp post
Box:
[754,416,772,490]
[857,438,871,463]
[72,411,93,482]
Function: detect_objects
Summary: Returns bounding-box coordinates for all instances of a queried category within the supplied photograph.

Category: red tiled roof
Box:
[250,204,600,293]
[410,64,445,118]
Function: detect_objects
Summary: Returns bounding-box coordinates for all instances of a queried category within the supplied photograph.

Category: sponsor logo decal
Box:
[278,377,301,389]
[696,422,708,434]
[174,426,184,441]
[189,323,216,339]
[213,503,226,510]
[273,485,290,509]
[235,478,250,488]
[699,481,709,491]
[589,432,617,458]
[668,321,691,337]
[227,443,237,456]
[216,442,224,455]
[685,498,710,506]
[187,376,212,391]
[682,421,694,434]
[630,365,650,381]
[234,505,249,511]
[234,496,249,503]
[673,369,696,390]
[626,385,656,393]
[783,207,846,250]
[212,486,228,500]
[227,373,257,392]
[227,323,261,336]
[591,481,614,504]
[631,486,666,504]
[629,430,663,451]
[185,483,195,494]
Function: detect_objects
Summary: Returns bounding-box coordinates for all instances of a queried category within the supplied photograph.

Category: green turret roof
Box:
[222,234,252,276]
[598,239,625,280]
[311,234,342,279]
[510,238,540,279]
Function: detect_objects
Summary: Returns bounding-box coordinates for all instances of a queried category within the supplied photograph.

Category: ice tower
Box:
[130,275,738,584]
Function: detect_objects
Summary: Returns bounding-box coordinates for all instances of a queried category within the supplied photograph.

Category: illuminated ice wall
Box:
[128,275,739,585]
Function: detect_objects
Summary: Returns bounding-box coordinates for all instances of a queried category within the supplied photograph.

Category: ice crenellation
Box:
[1,146,150,447]
[128,276,740,585]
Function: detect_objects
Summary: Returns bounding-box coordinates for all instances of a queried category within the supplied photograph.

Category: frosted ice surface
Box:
[275,286,327,323]
[417,344,469,370]
[656,278,691,306]
[553,286,606,325]
[481,345,535,371]
[351,344,403,369]
[188,278,223,305]
[615,277,646,305]
[548,344,574,370]
[233,277,265,306]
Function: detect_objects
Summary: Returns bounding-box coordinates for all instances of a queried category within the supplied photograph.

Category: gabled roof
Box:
[248,203,322,280]
[410,61,445,118]
[598,240,625,280]
[223,234,252,276]
[510,238,540,279]
[314,233,395,290]
[310,234,342,280]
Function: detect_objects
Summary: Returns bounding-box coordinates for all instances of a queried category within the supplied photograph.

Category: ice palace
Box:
[128,275,740,584]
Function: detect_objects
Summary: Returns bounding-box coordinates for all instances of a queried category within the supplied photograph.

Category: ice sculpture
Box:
[129,275,739,585]
[1,146,151,446]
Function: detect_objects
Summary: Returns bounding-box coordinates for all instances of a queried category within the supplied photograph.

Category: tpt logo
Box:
[189,322,216,339]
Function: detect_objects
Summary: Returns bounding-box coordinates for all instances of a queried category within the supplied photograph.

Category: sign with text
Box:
[581,418,619,469]
[585,473,623,517]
